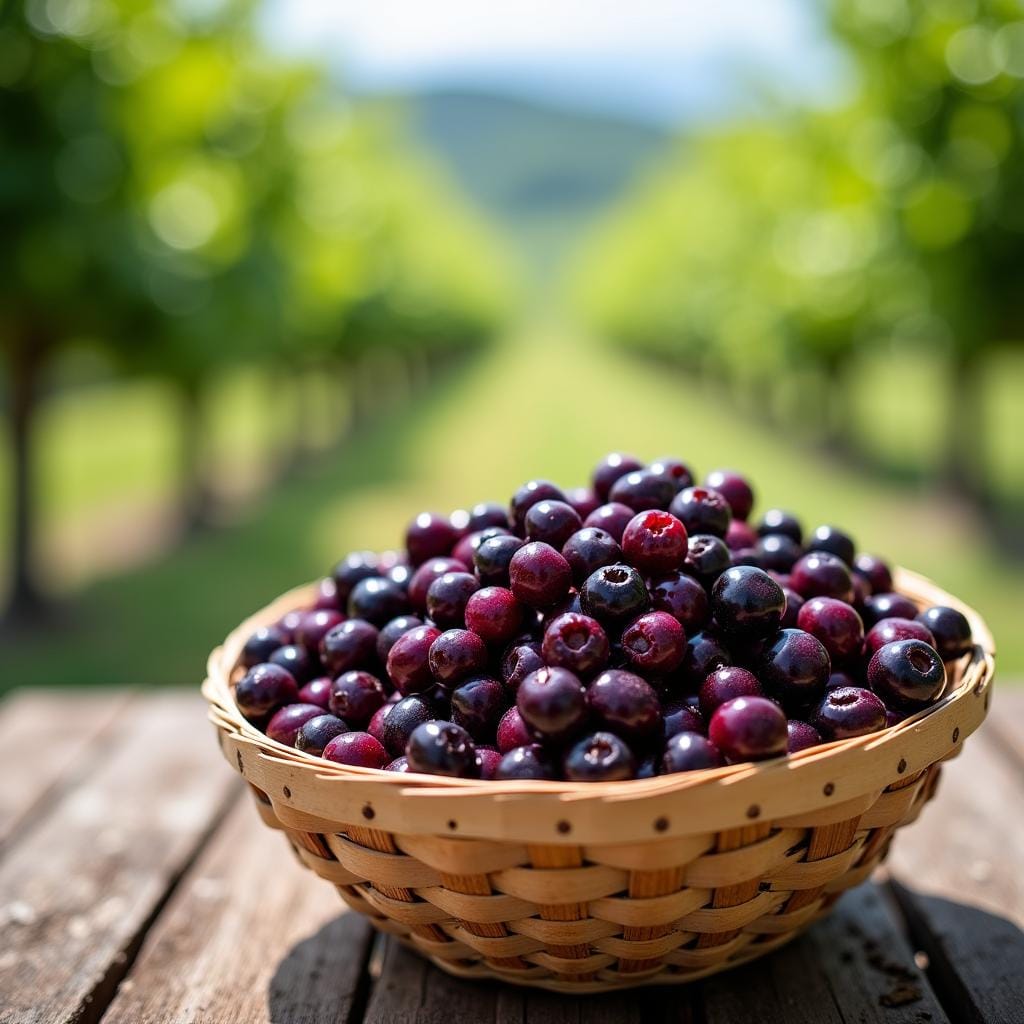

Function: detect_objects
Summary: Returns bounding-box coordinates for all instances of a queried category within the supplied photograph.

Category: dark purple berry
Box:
[797,597,864,663]
[826,669,860,691]
[587,669,661,742]
[916,606,973,661]
[854,553,892,595]
[242,624,290,669]
[807,525,855,566]
[755,534,803,574]
[406,721,478,778]
[298,677,333,709]
[566,487,600,519]
[385,756,411,772]
[476,747,503,779]
[295,609,345,651]
[712,566,785,639]
[620,611,686,674]
[426,571,479,629]
[867,639,946,710]
[236,663,300,720]
[501,639,545,691]
[496,706,532,753]
[580,563,650,625]
[428,628,489,687]
[332,551,380,603]
[510,480,567,534]
[406,512,458,566]
[376,615,424,664]
[542,612,610,677]
[564,731,636,782]
[509,542,572,609]
[758,628,831,710]
[386,625,443,695]
[562,527,622,586]
[649,571,710,632]
[473,534,526,586]
[525,499,583,548]
[465,587,525,645]
[756,509,802,544]
[583,502,635,543]
[408,557,466,613]
[683,534,731,586]
[322,731,389,768]
[812,687,886,740]
[790,552,855,603]
[321,620,379,676]
[268,644,315,683]
[648,457,695,492]
[377,695,434,757]
[496,744,556,780]
[453,527,507,571]
[266,703,323,746]
[864,617,935,657]
[296,714,349,755]
[861,592,919,627]
[661,732,723,773]
[669,486,732,537]
[780,586,805,629]
[517,666,588,740]
[468,501,510,532]
[451,677,509,741]
[725,519,759,551]
[699,666,763,718]
[329,671,387,727]
[621,510,689,574]
[704,470,754,521]
[664,699,705,739]
[676,630,732,688]
[348,576,409,626]
[709,696,788,762]
[786,720,822,753]
[609,469,676,512]
[593,453,644,501]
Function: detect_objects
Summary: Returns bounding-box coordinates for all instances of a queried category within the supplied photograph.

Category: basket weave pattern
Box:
[204,569,994,993]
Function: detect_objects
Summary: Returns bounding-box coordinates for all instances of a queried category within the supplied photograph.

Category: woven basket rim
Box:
[203,566,994,808]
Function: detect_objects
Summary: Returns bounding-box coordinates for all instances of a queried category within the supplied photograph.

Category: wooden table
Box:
[1,689,1022,1024]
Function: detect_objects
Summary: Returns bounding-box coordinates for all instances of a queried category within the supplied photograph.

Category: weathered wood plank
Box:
[886,708,1024,1024]
[701,882,948,1024]
[0,693,239,1024]
[101,796,374,1024]
[0,689,134,853]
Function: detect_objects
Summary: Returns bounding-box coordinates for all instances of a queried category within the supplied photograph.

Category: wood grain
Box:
[0,689,133,853]
[101,797,375,1024]
[887,693,1024,1024]
[0,693,238,1024]
[701,882,948,1024]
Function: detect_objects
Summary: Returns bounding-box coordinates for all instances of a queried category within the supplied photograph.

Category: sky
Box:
[262,0,847,124]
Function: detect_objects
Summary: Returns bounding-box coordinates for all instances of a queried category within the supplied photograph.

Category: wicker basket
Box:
[203,567,994,993]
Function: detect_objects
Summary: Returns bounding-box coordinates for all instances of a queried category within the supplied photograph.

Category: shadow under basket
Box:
[203,567,995,994]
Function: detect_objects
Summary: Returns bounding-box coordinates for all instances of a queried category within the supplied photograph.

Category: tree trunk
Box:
[820,353,853,458]
[4,336,48,621]
[944,345,987,506]
[178,375,213,532]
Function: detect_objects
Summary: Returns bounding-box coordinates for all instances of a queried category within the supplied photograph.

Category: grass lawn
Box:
[0,320,1018,692]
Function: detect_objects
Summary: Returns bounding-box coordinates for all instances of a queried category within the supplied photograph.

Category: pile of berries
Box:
[234,454,974,782]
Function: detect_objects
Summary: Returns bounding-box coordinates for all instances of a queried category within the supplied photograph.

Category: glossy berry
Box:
[476,747,503,780]
[322,731,389,769]
[321,620,379,676]
[587,669,661,742]
[699,667,763,718]
[296,714,349,756]
[790,552,855,603]
[295,609,345,652]
[451,677,509,741]
[468,501,510,532]
[664,699,705,739]
[708,696,788,762]
[867,640,946,710]
[542,612,610,677]
[853,553,892,595]
[348,577,409,626]
[609,469,676,512]
[917,606,973,661]
[385,756,411,772]
[583,502,635,542]
[500,639,545,691]
[620,611,686,674]
[405,512,459,566]
[496,706,533,753]
[298,677,333,709]
[864,617,935,657]
[580,563,650,625]
[426,571,479,629]
[712,566,785,639]
[525,499,583,548]
[649,571,710,632]
[266,703,323,746]
[278,610,304,640]
[724,519,759,552]
[797,598,864,663]
[683,534,731,587]
[386,625,443,695]
[310,578,340,608]
[756,509,802,544]
[669,486,731,537]
[509,542,573,609]
[510,480,567,533]
[473,534,525,586]
[465,587,525,645]
[621,510,689,574]
[452,528,501,573]
[676,630,732,688]
[826,669,861,691]
[268,644,316,683]
[406,721,478,778]
[755,534,803,574]
[786,720,822,753]
[807,525,855,566]
[242,624,290,669]
[566,487,601,519]
[496,744,556,780]
[780,586,805,629]
[661,732,723,774]
[704,470,754,521]
[332,551,380,603]
[367,702,393,745]
[408,557,466,613]
[758,629,831,710]
[329,671,387,727]
[564,731,636,782]
[593,453,644,501]
[517,666,588,740]
[861,592,919,628]
[376,616,424,664]
[428,629,489,687]
[649,457,695,492]
[377,696,434,757]
[812,687,886,740]
[562,527,622,585]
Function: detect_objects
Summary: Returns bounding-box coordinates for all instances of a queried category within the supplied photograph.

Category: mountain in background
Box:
[368,89,672,285]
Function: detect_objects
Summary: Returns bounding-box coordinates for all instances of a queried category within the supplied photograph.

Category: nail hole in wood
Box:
[823,782,835,797]
[556,820,571,834]
[447,819,457,831]
[952,726,960,743]
[654,817,669,833]
[282,786,291,799]
[361,804,375,820]
[897,758,907,774]
[746,804,760,819]
[236,751,244,774]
